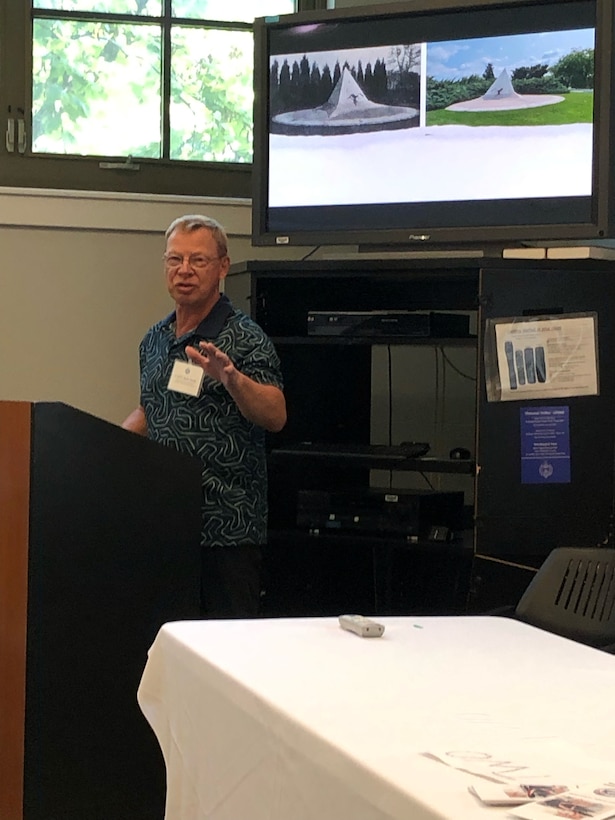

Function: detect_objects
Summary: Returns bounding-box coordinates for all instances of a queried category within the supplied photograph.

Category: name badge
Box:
[167,359,205,397]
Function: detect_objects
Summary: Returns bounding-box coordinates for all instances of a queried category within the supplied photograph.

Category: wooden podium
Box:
[0,402,202,820]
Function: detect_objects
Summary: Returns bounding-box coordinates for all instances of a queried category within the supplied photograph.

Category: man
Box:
[123,214,286,617]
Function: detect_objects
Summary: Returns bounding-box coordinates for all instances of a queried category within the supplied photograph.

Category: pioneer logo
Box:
[408,234,431,241]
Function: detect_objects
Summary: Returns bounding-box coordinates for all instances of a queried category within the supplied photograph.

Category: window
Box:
[0,1,326,197]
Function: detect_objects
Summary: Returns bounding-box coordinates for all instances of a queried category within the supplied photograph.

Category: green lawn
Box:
[426,91,593,127]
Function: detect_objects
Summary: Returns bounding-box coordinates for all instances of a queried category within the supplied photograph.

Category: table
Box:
[137,616,615,820]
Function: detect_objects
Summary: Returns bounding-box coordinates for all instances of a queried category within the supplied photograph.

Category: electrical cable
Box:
[301,246,321,261]
[439,346,477,381]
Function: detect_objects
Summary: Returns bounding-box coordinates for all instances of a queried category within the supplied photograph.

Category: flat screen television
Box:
[252,0,615,251]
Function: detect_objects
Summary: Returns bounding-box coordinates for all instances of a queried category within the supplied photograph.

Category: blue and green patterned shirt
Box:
[139,294,283,548]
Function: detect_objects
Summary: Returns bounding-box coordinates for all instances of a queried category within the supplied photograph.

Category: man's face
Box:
[164,227,229,312]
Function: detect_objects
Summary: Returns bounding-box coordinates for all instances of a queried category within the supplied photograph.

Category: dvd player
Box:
[297,487,464,539]
[307,310,470,338]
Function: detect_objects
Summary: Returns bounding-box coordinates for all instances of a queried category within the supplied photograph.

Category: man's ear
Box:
[218,255,230,281]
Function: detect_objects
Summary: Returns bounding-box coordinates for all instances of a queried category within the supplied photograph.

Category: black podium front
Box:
[0,401,202,820]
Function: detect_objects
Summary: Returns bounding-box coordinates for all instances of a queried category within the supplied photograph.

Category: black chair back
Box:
[515,547,615,649]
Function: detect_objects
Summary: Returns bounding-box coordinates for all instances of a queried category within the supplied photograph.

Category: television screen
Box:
[252,0,615,250]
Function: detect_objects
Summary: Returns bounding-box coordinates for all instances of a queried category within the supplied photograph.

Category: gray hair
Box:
[165,214,228,258]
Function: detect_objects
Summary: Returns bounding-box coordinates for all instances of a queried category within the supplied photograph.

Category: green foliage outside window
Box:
[29,1,296,163]
[32,19,162,157]
[170,28,254,162]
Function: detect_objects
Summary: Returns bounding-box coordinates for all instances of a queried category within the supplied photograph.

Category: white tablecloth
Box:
[137,616,615,820]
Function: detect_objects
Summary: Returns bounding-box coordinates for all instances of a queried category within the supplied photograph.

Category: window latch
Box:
[6,107,15,153]
[17,110,26,154]
[99,155,140,171]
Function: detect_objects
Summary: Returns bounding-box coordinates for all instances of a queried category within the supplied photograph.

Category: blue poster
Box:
[520,406,571,484]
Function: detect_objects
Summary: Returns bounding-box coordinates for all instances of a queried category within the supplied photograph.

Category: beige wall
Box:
[0,225,164,424]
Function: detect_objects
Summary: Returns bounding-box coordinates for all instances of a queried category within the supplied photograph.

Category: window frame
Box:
[0,0,327,198]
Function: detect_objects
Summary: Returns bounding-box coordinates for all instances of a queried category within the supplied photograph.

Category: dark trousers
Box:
[200,543,262,619]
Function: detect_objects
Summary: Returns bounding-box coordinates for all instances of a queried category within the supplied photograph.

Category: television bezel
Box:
[252,0,615,251]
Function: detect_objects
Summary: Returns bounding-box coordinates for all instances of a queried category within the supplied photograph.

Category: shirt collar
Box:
[163,293,233,340]
[194,293,233,338]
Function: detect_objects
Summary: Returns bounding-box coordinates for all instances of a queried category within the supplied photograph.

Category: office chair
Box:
[513,547,615,651]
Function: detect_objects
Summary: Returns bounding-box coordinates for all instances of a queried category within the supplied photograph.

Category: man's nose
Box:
[177,257,194,273]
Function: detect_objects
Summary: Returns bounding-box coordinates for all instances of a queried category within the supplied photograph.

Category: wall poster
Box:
[520,405,571,484]
[484,313,599,403]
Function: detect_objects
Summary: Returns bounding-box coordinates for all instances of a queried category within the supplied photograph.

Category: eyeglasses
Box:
[164,253,223,270]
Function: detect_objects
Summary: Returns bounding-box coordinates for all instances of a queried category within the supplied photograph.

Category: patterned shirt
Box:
[139,294,284,547]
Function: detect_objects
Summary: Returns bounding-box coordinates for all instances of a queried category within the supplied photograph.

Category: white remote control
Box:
[338,614,385,638]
